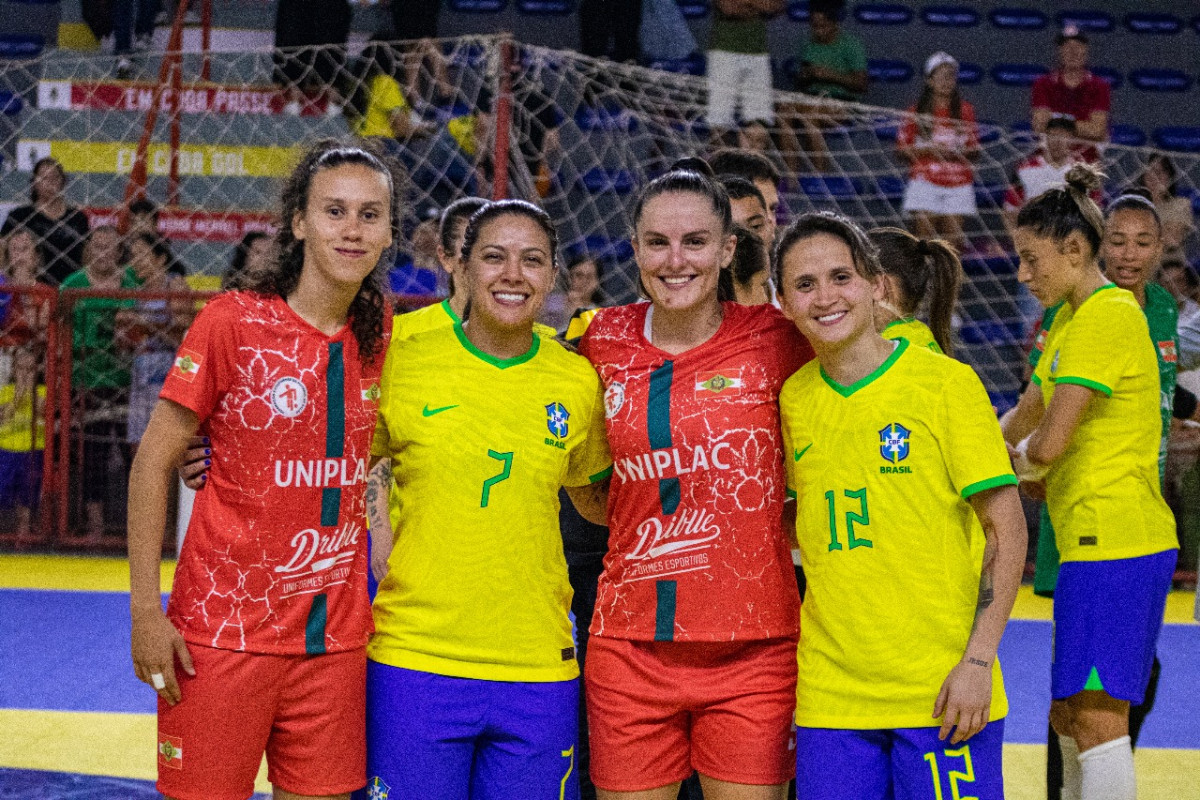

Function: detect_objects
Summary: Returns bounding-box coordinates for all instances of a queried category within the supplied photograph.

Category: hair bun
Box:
[1063,163,1105,195]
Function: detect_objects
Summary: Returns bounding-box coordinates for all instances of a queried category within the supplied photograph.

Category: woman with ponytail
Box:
[868,227,962,356]
[1000,165,1177,800]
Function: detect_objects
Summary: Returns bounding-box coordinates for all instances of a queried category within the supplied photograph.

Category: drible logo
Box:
[275,520,362,597]
[626,508,721,562]
[271,377,308,417]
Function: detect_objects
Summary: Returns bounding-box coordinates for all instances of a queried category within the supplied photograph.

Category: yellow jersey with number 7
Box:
[368,322,612,682]
[782,339,1016,729]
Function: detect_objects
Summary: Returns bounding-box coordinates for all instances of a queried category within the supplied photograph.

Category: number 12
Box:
[824,487,872,552]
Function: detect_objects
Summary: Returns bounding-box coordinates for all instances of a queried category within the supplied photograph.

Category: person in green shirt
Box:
[61,225,140,540]
[705,0,784,138]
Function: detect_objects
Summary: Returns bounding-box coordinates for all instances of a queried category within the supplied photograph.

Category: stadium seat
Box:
[956,62,983,85]
[389,263,440,296]
[959,319,1025,346]
[646,52,705,75]
[1091,67,1122,89]
[677,0,710,18]
[578,168,635,194]
[989,390,1021,415]
[1056,10,1114,33]
[1129,69,1193,92]
[974,183,1009,208]
[854,3,913,25]
[0,91,23,116]
[975,120,1002,144]
[988,8,1048,30]
[800,175,864,199]
[574,105,639,133]
[0,34,44,59]
[446,0,506,12]
[517,0,573,13]
[1124,12,1184,35]
[565,235,634,265]
[920,5,980,27]
[867,60,914,84]
[1109,124,1147,147]
[874,175,905,200]
[871,116,899,142]
[1007,121,1037,146]
[990,64,1049,87]
[1152,127,1200,153]
[961,255,1018,277]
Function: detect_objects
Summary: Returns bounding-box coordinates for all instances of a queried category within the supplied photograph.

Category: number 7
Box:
[481,450,513,508]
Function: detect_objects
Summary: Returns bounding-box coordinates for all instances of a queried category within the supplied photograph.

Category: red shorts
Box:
[585,636,797,791]
[156,644,366,800]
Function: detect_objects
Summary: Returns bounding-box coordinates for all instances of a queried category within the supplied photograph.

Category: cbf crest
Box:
[880,422,911,463]
[546,402,570,439]
[367,776,390,800]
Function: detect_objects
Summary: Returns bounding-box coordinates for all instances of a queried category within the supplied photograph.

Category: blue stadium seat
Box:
[517,0,572,14]
[565,236,634,264]
[957,62,984,85]
[1007,121,1037,146]
[800,175,864,199]
[961,255,1018,277]
[867,59,914,84]
[1056,10,1114,33]
[989,8,1048,30]
[787,0,810,22]
[388,264,439,296]
[647,52,705,75]
[578,168,635,194]
[975,120,1002,144]
[975,183,1008,207]
[0,91,23,116]
[854,3,913,25]
[1124,12,1184,35]
[8,0,61,4]
[874,175,905,200]
[1152,127,1200,153]
[677,0,709,18]
[1091,67,1122,90]
[872,116,899,142]
[1130,70,1193,92]
[446,0,505,12]
[1109,124,1147,147]
[991,64,1048,87]
[449,42,488,67]
[574,105,639,133]
[920,5,980,27]
[0,34,44,58]
[959,319,1025,346]
[989,390,1020,415]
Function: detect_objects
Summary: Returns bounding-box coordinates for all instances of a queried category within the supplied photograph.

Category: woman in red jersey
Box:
[127,139,402,800]
[577,167,814,800]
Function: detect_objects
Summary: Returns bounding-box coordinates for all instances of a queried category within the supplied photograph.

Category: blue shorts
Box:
[796,720,1005,800]
[359,661,579,800]
[1052,549,1176,703]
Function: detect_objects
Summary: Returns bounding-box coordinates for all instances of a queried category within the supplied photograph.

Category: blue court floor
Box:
[1,555,1198,799]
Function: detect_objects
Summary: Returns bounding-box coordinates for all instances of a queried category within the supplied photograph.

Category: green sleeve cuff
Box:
[786,488,797,500]
[961,474,1019,499]
[1055,376,1113,397]
[1030,374,1042,386]
[588,465,613,483]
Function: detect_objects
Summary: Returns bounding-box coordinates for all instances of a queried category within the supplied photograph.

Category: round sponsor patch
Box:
[604,381,625,419]
[271,377,308,417]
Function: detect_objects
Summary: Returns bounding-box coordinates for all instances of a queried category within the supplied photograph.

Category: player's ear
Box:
[291,209,306,242]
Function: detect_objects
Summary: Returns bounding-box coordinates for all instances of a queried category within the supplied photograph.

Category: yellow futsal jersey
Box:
[368,323,612,682]
[1031,285,1176,563]
[393,299,459,343]
[881,317,942,354]
[781,339,1016,729]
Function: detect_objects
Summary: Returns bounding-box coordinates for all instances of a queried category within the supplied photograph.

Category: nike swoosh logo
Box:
[422,404,459,417]
[794,443,812,462]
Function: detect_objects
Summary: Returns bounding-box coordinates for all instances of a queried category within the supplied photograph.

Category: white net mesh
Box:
[2,35,1199,418]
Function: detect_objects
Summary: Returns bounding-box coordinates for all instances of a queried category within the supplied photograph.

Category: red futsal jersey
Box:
[160,291,384,655]
[579,302,812,642]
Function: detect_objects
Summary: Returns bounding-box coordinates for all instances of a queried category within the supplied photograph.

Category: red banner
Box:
[38,80,329,116]
[84,207,277,242]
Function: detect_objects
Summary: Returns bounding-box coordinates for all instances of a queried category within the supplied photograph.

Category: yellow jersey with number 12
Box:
[782,339,1016,729]
[1031,285,1176,564]
[368,322,612,682]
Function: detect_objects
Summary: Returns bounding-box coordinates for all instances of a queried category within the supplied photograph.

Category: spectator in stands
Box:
[0,157,90,286]
[126,198,188,277]
[704,0,783,144]
[118,234,191,454]
[719,175,773,259]
[0,344,45,541]
[896,51,979,252]
[709,148,781,242]
[1137,154,1196,258]
[784,0,867,172]
[542,254,606,332]
[720,223,771,305]
[1160,258,1200,323]
[1030,25,1110,156]
[273,0,351,116]
[0,227,51,388]
[63,225,139,540]
[1003,115,1084,237]
[222,231,274,289]
[112,0,161,78]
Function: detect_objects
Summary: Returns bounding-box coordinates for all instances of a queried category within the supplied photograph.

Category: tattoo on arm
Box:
[966,657,991,668]
[366,459,392,533]
[971,519,998,635]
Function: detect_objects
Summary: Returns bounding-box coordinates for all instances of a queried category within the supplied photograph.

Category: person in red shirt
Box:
[127,140,401,800]
[576,165,815,799]
[1031,25,1110,156]
[897,51,980,252]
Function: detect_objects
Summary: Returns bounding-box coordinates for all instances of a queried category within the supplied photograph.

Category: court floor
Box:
[1,554,1197,799]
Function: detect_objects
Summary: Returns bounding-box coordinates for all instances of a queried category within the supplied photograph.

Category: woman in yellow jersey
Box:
[364,200,612,800]
[868,226,961,355]
[1002,166,1178,800]
[775,211,1025,800]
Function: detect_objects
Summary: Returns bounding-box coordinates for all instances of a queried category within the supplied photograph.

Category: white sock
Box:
[1079,735,1136,800]
[1060,735,1082,800]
